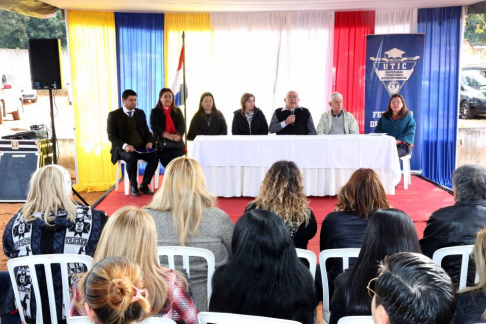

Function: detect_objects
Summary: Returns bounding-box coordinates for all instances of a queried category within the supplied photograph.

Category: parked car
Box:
[0,73,23,123]
[21,86,38,103]
[459,70,486,119]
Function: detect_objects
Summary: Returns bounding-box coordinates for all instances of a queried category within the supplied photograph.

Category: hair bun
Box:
[107,278,133,310]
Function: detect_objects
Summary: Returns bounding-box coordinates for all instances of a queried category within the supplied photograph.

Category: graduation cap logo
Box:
[370,48,420,96]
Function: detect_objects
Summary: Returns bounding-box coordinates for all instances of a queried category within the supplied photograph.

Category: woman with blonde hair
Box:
[70,206,197,323]
[145,157,234,311]
[2,164,108,324]
[320,168,390,300]
[80,256,150,324]
[245,160,317,250]
[455,227,486,324]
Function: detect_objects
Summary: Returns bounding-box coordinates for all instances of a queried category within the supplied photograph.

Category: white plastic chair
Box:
[432,245,479,289]
[296,248,317,280]
[198,312,302,324]
[115,159,160,195]
[400,153,412,190]
[156,246,215,307]
[319,248,361,323]
[338,316,374,324]
[68,316,176,323]
[7,254,93,324]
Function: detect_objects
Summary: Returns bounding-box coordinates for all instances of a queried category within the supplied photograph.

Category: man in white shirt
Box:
[316,92,359,135]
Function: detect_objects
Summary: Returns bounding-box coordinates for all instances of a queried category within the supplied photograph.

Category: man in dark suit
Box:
[107,89,159,196]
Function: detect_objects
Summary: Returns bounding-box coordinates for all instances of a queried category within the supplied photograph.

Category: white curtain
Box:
[209,11,334,131]
[375,9,418,34]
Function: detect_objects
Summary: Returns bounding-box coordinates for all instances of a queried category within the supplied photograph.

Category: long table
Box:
[191,135,401,197]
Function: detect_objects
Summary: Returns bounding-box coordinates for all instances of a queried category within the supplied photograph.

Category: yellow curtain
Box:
[67,11,118,192]
[164,14,212,154]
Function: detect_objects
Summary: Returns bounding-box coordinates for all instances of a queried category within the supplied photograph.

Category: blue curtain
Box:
[417,6,462,188]
[115,13,165,174]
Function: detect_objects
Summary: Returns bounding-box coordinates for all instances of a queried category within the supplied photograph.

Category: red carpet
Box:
[97,175,454,257]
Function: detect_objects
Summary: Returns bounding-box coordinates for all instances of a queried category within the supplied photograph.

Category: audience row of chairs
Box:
[7,245,476,324]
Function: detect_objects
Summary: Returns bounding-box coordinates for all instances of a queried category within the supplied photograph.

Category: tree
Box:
[465,14,486,45]
[0,9,67,49]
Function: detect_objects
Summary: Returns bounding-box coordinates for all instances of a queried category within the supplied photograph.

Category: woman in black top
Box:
[232,93,268,135]
[246,160,317,250]
[187,92,227,140]
[320,168,390,300]
[150,88,185,167]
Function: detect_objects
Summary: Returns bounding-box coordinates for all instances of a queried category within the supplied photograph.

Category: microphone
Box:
[291,108,295,126]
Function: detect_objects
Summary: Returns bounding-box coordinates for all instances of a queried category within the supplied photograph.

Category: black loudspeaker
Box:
[28,39,63,90]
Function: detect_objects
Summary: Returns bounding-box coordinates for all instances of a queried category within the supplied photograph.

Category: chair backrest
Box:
[156,246,215,306]
[7,254,93,323]
[198,312,302,324]
[319,248,361,322]
[67,316,176,323]
[432,245,478,289]
[338,316,374,324]
[295,248,317,280]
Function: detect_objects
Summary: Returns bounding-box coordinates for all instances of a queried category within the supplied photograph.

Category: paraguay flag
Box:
[171,45,186,106]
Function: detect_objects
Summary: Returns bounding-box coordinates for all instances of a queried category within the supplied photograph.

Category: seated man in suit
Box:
[269,90,317,135]
[107,89,159,197]
[371,253,456,324]
[420,164,486,287]
[316,92,359,135]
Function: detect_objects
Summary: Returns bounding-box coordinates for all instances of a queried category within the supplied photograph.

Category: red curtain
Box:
[333,11,375,133]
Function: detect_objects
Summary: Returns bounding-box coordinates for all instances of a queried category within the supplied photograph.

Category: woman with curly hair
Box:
[245,160,317,250]
[320,168,390,300]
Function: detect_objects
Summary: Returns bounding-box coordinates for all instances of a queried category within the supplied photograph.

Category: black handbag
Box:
[156,136,184,149]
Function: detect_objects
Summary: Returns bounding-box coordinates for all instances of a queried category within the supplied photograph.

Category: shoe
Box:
[139,183,154,195]
[130,185,140,197]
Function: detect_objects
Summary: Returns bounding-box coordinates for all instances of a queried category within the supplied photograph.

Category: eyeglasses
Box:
[287,95,298,99]
[367,277,378,298]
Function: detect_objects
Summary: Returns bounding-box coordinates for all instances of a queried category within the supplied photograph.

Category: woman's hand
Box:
[396,140,402,145]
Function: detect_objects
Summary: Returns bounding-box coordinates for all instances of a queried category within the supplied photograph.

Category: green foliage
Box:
[465,14,486,44]
[0,9,66,49]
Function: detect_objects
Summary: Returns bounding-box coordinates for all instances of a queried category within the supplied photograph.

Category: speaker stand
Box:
[48,89,89,207]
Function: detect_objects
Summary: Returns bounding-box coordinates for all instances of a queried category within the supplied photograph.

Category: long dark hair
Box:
[196,92,223,119]
[343,208,421,316]
[154,88,179,114]
[382,93,409,119]
[209,209,316,324]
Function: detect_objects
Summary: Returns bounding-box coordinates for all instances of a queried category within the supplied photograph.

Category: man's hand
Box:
[285,115,296,125]
[124,144,135,153]
[146,142,153,149]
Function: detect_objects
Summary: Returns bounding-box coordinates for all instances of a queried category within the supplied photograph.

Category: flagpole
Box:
[182,31,187,156]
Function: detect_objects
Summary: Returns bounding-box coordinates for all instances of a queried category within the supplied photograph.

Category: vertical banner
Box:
[365,34,425,170]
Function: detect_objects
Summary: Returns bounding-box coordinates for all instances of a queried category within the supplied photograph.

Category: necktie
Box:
[127,111,133,118]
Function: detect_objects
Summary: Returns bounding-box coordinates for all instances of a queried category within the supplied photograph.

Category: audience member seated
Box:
[421,164,486,288]
[320,168,390,300]
[371,252,456,324]
[187,92,228,140]
[209,209,317,324]
[79,256,151,324]
[374,93,416,158]
[144,157,234,311]
[231,93,269,135]
[455,227,486,324]
[246,160,317,250]
[2,165,108,324]
[330,209,421,324]
[70,206,197,323]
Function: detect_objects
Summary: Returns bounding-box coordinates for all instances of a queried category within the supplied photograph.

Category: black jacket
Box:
[150,106,185,149]
[187,111,227,141]
[107,108,154,164]
[454,289,486,324]
[231,108,269,135]
[420,199,486,287]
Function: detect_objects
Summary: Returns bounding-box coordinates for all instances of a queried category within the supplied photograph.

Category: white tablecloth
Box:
[191,135,401,197]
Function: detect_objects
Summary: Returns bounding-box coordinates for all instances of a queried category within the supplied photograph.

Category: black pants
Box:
[157,148,184,168]
[397,144,413,158]
[118,150,159,187]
